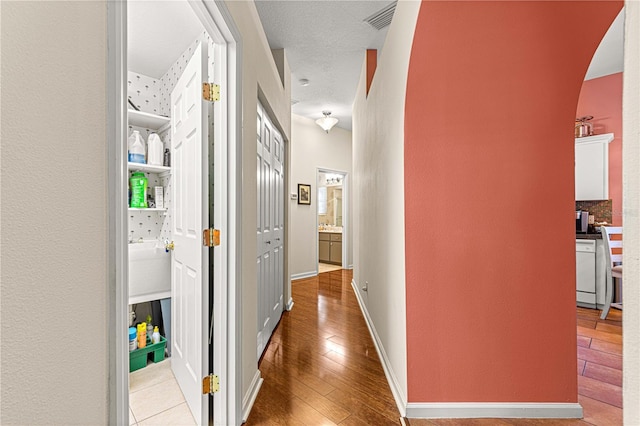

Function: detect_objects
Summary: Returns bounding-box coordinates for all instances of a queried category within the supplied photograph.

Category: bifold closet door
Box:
[256,104,284,358]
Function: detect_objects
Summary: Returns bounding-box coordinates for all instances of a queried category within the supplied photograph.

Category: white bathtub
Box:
[128,240,171,305]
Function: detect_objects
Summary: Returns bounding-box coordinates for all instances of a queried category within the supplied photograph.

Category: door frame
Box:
[107,1,243,424]
[316,167,350,271]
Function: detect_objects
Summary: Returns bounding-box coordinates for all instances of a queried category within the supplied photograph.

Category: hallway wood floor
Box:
[246,271,622,426]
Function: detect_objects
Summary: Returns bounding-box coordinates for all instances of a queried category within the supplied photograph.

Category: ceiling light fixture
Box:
[299,78,309,86]
[315,111,339,133]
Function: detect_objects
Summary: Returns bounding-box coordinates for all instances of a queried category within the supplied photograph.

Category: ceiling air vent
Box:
[364,1,397,30]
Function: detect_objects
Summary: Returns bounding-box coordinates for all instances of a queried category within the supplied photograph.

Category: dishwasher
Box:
[576,240,596,307]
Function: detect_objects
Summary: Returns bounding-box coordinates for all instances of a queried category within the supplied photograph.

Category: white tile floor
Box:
[129,359,196,426]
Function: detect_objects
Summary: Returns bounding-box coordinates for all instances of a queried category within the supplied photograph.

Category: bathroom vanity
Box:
[319,231,342,265]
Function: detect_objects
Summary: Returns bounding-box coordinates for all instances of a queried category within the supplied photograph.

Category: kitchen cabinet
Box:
[319,232,342,265]
[575,133,614,200]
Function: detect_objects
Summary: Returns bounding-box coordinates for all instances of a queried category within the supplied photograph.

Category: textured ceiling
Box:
[255,0,393,131]
[585,8,624,81]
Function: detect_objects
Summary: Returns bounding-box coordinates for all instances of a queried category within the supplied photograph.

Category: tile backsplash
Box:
[575,199,612,223]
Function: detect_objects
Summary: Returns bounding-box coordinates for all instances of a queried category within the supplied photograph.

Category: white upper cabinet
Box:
[575,133,614,200]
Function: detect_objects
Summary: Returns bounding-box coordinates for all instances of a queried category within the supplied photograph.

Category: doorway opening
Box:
[316,168,349,274]
[109,1,240,425]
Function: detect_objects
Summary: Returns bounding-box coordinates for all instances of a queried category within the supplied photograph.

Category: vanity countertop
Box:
[319,229,342,234]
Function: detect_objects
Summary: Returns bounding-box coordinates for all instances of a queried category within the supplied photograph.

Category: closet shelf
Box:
[127,162,171,174]
[128,208,167,212]
[128,109,170,132]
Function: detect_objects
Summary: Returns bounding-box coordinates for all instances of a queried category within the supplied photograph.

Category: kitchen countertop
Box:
[576,233,602,240]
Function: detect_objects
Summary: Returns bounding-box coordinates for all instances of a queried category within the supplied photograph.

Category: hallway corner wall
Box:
[404,0,622,409]
[352,0,422,412]
[622,0,640,421]
[289,114,352,278]
[1,2,109,423]
[224,0,292,404]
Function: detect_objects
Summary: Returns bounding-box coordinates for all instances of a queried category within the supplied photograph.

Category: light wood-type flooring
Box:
[246,270,622,425]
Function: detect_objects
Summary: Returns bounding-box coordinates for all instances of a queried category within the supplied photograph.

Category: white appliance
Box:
[576,240,596,307]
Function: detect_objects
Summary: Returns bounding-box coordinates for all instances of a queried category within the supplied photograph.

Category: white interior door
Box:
[256,103,284,358]
[257,105,273,357]
[272,130,284,327]
[171,41,208,425]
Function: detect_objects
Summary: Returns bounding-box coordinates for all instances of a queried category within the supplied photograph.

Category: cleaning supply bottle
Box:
[163,148,171,167]
[147,133,163,166]
[129,172,148,208]
[128,130,146,164]
[137,323,147,349]
[152,326,161,344]
[129,327,137,352]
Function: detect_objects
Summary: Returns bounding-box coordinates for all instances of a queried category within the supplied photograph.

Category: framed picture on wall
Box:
[298,184,311,205]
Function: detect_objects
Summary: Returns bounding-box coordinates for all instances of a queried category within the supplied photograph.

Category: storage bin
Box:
[129,336,167,372]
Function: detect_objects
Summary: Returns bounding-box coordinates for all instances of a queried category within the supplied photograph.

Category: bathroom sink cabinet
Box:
[319,232,342,265]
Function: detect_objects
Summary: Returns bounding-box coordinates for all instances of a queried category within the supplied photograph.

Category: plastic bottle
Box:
[128,130,146,164]
[163,148,171,167]
[137,323,147,349]
[147,133,163,166]
[146,322,154,341]
[129,327,137,352]
[129,172,148,208]
[152,326,161,344]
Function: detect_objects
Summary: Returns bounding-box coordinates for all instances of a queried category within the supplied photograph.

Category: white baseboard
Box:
[350,279,407,417]
[291,271,317,281]
[286,297,294,311]
[242,369,263,423]
[405,403,583,419]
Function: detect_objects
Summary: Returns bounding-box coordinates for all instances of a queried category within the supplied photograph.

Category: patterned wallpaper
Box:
[127,73,161,115]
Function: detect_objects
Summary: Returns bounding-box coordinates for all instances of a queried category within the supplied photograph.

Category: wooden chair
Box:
[600,226,622,320]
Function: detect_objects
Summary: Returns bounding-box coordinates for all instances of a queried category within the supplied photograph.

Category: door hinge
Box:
[203,228,220,247]
[202,82,220,102]
[202,374,220,395]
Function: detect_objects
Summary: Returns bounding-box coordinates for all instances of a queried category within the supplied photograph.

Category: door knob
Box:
[165,241,175,252]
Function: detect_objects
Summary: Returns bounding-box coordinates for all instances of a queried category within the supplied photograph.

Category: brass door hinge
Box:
[202,374,220,395]
[203,228,220,247]
[202,83,220,102]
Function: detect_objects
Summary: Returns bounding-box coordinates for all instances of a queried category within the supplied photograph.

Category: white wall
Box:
[0,2,109,423]
[623,1,640,421]
[224,0,292,403]
[351,0,421,413]
[289,114,353,278]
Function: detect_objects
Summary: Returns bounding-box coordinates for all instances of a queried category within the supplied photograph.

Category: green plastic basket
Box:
[129,336,167,372]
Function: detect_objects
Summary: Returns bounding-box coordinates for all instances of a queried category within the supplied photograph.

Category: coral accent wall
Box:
[404,1,621,403]
[577,73,623,225]
[366,49,377,95]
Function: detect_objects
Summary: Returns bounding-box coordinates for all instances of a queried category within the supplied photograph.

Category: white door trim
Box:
[107,1,242,424]
[106,1,129,424]
[190,2,242,424]
[316,167,350,271]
